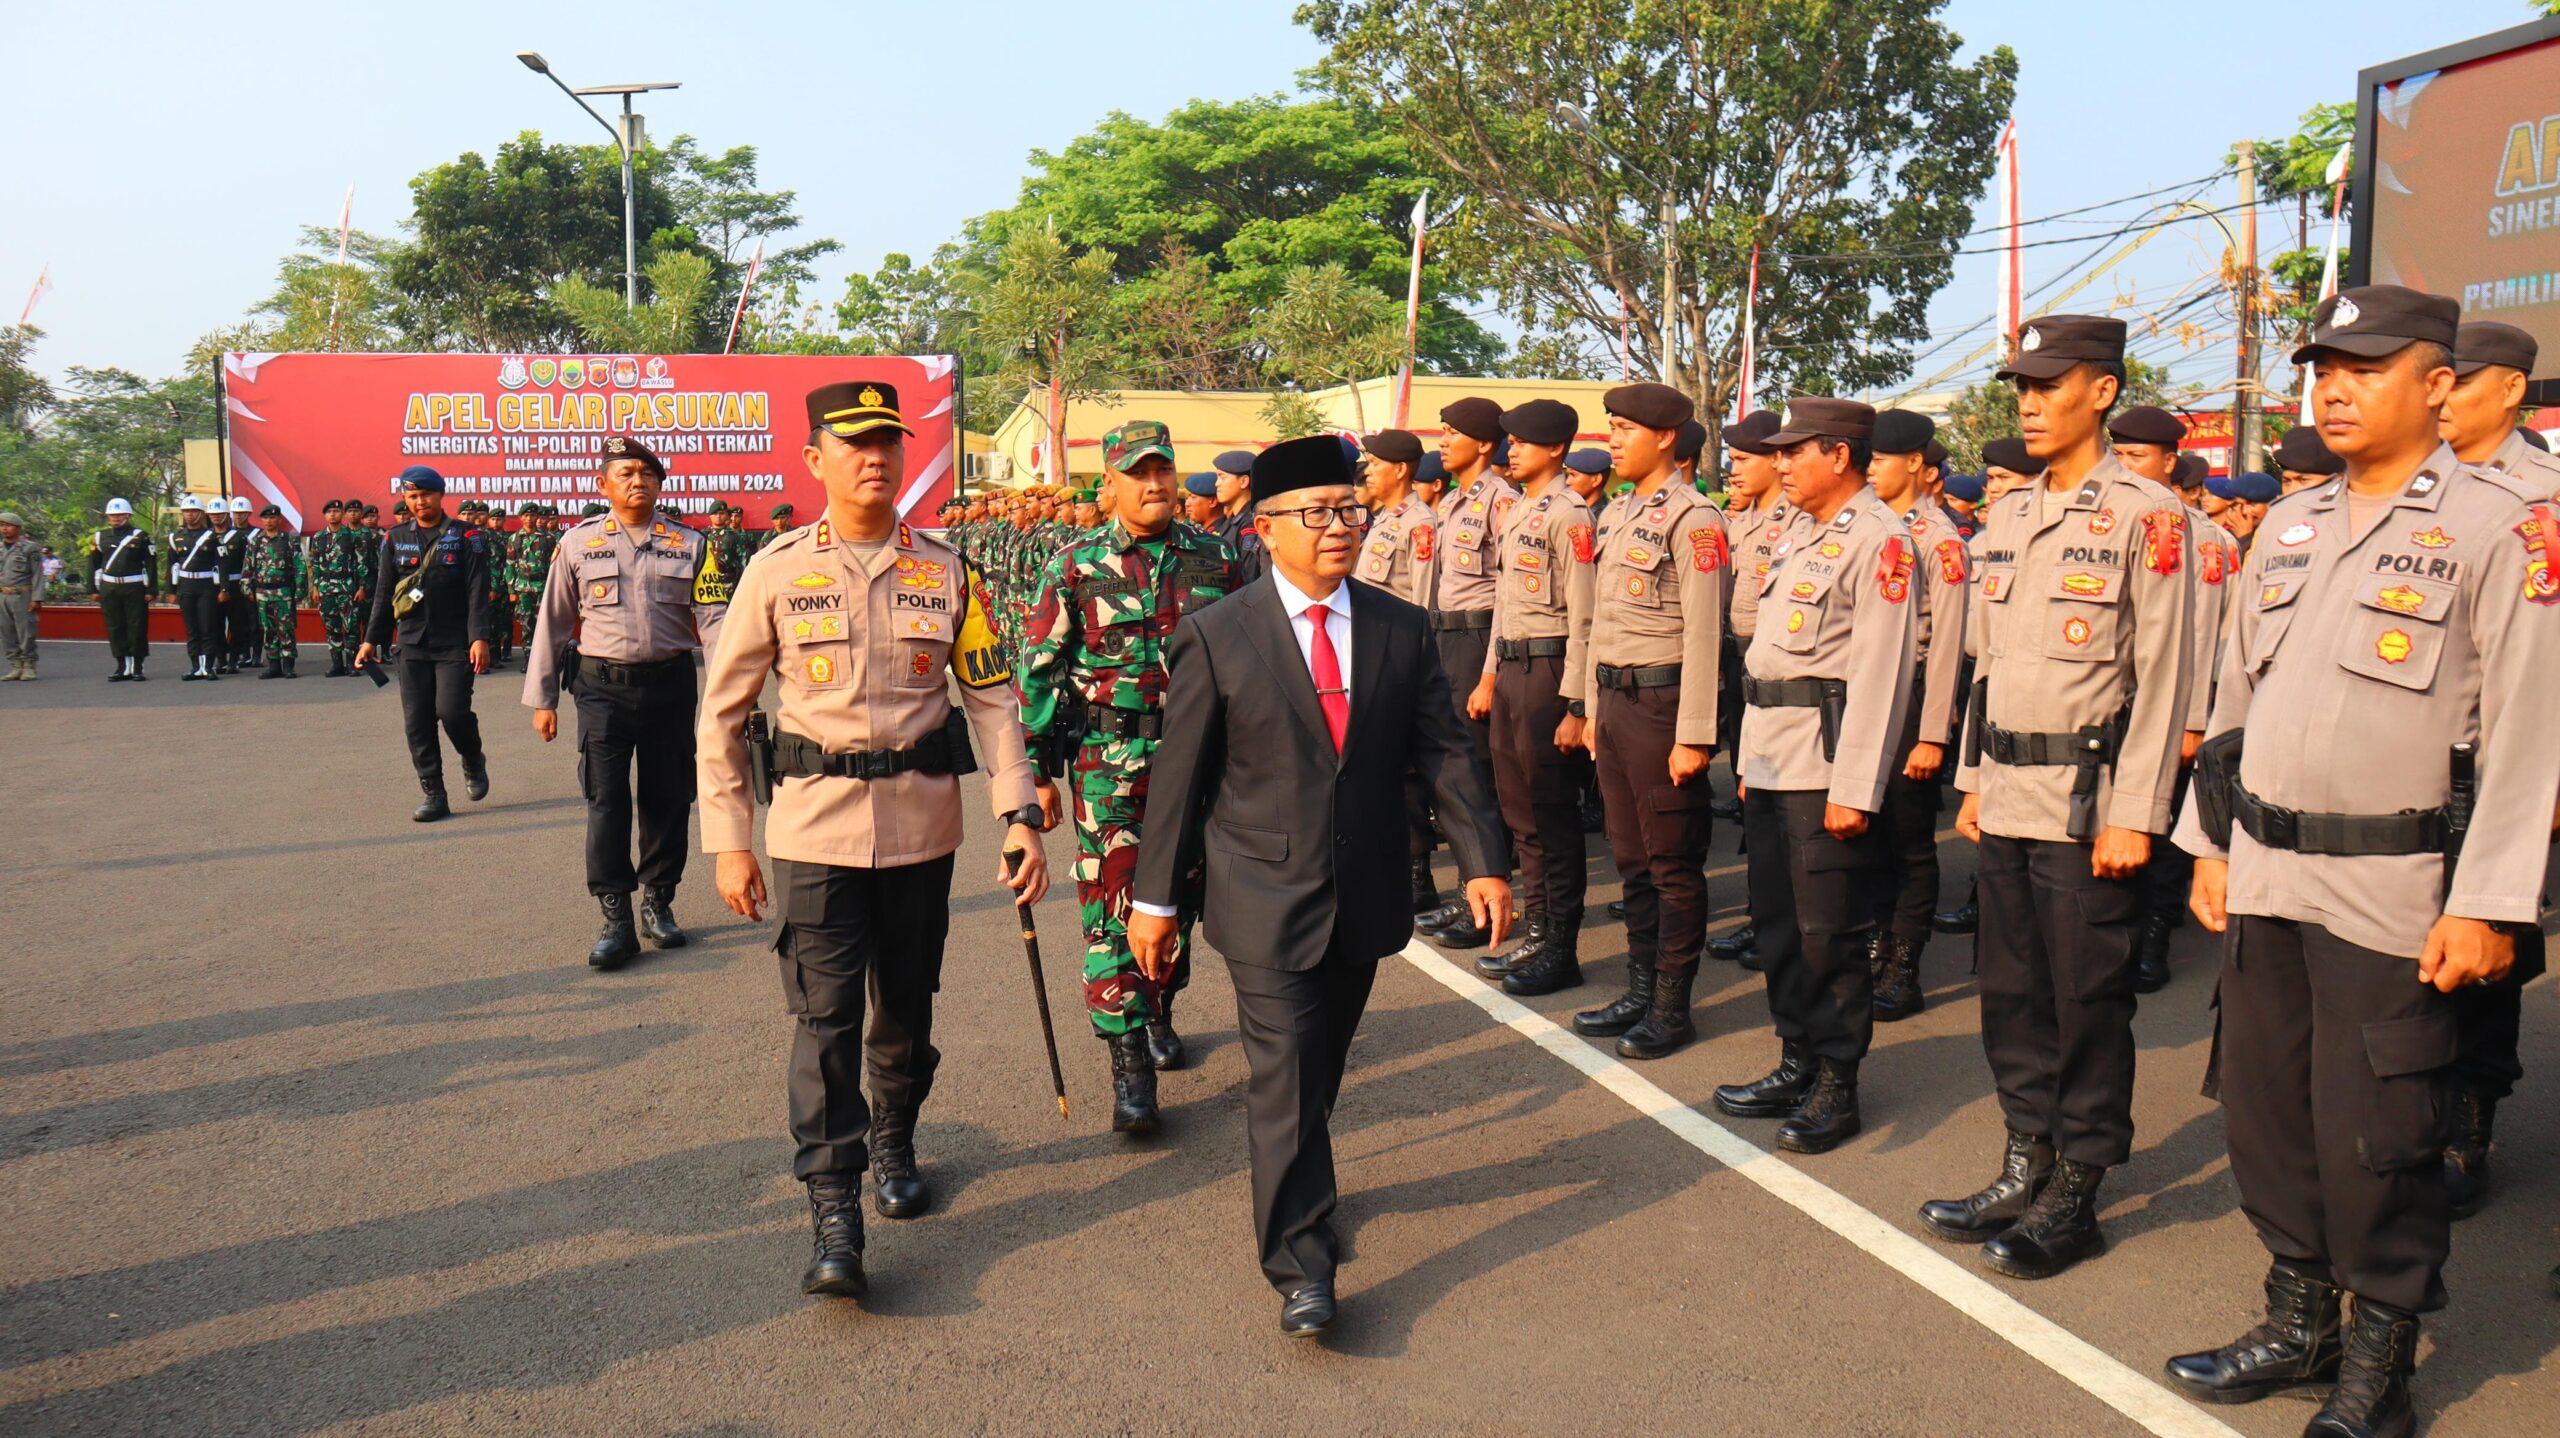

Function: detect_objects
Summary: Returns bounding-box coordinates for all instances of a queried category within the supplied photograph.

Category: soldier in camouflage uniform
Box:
[511,503,562,669]
[706,501,754,596]
[1018,423,1240,1135]
[245,504,308,678]
[308,499,364,675]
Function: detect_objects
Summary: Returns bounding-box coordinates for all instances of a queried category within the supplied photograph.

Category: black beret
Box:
[1249,432,1358,504]
[1941,472,1985,502]
[1439,397,1505,443]
[1870,410,1936,455]
[1674,419,1708,463]
[1490,436,1513,469]
[2271,426,2343,475]
[2106,406,2187,448]
[2518,426,2550,454]
[582,502,609,517]
[1362,429,1424,464]
[1603,382,1693,430]
[1212,449,1257,477]
[1721,409,1782,457]
[1981,437,2046,475]
[1500,398,1579,447]
[2453,321,2538,377]
[2232,471,2283,503]
[2291,285,2459,365]
[1996,315,2128,382]
[320,499,343,512]
[1922,438,1948,470]
[257,504,283,519]
[1767,396,1876,446]
[1564,448,1613,475]
[2171,452,2208,489]
[601,434,667,478]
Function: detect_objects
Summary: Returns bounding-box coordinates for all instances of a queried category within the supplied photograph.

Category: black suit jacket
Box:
[1133,575,1504,971]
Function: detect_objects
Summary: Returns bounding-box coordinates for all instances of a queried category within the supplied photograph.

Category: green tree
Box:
[1110,239,1261,390]
[0,338,214,549]
[1258,264,1406,431]
[1937,357,2172,474]
[0,324,53,439]
[1300,0,2017,449]
[1259,389,1332,439]
[195,225,406,362]
[553,251,722,353]
[976,225,1119,483]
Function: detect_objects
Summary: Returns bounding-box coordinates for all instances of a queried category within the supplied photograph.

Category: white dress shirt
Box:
[1132,570,1355,920]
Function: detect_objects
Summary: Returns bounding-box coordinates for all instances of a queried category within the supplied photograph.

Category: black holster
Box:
[1962,676,1989,770]
[2192,728,2242,847]
[943,704,981,778]
[1817,682,1847,765]
[744,709,776,805]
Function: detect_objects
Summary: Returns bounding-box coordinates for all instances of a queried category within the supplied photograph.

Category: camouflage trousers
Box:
[1072,732,1193,1035]
[317,585,361,654]
[255,591,297,658]
[515,597,542,650]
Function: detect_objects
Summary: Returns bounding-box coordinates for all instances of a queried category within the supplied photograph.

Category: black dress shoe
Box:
[1109,1030,1159,1135]
[1706,924,1756,963]
[2163,1260,2343,1405]
[1920,1131,2054,1243]
[1932,901,1977,935]
[1983,1158,2106,1280]
[590,893,641,970]
[638,887,688,948]
[1607,898,1626,920]
[1774,1058,1861,1154]
[801,1174,868,1297]
[1713,1040,1813,1118]
[1280,1280,1336,1337]
[1146,993,1185,1070]
[1710,795,1744,823]
[868,1110,932,1220]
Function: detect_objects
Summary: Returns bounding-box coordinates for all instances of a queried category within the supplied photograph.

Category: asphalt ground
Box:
[1,639,2552,1437]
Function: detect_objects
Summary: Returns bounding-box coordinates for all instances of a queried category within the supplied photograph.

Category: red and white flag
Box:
[2302,146,2352,423]
[19,264,48,327]
[724,237,766,356]
[1735,242,1759,423]
[1994,120,2022,348]
[1393,188,1429,428]
[334,185,354,265]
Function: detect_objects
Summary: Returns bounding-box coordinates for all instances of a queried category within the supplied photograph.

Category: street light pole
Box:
[514,52,678,310]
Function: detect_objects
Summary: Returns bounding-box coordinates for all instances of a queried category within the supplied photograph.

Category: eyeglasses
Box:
[1262,503,1371,530]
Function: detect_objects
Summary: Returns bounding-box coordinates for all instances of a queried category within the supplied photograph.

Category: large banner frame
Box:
[218,351,963,528]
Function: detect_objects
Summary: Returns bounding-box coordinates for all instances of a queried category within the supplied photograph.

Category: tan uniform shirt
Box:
[1727,497,1802,642]
[2184,507,2243,731]
[1739,489,1917,810]
[1954,457,2194,842]
[696,517,1036,868]
[1356,493,1436,605]
[1484,482,1598,699]
[523,515,728,709]
[2483,426,2560,500]
[2172,451,2560,958]
[1900,499,1972,749]
[1575,483,1730,746]
[1426,470,1523,612]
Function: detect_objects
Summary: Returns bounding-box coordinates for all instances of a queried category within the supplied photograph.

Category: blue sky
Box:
[1,0,2538,394]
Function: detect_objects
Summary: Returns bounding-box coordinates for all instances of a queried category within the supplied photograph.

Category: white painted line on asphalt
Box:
[1398,939,2242,1438]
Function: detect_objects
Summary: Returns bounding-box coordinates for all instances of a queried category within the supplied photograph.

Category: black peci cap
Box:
[1721,409,1782,457]
[1500,399,1579,447]
[1439,397,1505,443]
[1249,432,1358,504]
[2453,321,2538,377]
[1981,437,2045,475]
[1362,429,1424,464]
[1603,382,1693,430]
[1996,315,2128,382]
[1766,396,1876,446]
[2290,285,2459,365]
[2107,406,2187,447]
[2271,426,2344,476]
[1870,410,1936,456]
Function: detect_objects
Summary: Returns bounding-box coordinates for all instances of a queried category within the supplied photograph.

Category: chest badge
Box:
[911,648,935,677]
[791,571,837,589]
[2061,573,2107,596]
[2376,629,2413,665]
[1817,541,1843,559]
[1786,609,1806,634]
[1626,575,1648,598]
[589,582,607,599]
[1625,546,1653,567]
[2374,584,2425,615]
[2409,527,2453,549]
[2277,523,2317,547]
[2087,509,2117,536]
[2062,616,2094,647]
[805,654,836,685]
[1790,580,1817,600]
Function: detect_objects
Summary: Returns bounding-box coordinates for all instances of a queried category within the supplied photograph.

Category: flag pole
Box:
[2300,147,2351,424]
[1735,242,1759,423]
[723,237,766,355]
[325,186,354,350]
[18,264,48,327]
[1995,120,2022,350]
[1393,188,1428,429]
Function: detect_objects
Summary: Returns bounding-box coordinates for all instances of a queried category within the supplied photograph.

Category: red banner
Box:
[220,352,960,529]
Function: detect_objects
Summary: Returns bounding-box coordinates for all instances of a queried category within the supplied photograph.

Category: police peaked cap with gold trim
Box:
[806,380,916,441]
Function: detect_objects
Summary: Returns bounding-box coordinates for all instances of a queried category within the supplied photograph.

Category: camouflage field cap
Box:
[1102,420,1176,473]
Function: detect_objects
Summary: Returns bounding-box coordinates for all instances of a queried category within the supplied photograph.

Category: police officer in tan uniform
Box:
[1865,410,1968,1020]
[1929,317,2194,1280]
[1415,398,1521,949]
[1468,398,1596,992]
[1355,428,1445,917]
[698,380,1048,1299]
[1565,382,1728,1057]
[2163,287,2560,1435]
[2431,319,2558,1223]
[1706,409,1794,962]
[1711,397,1915,1155]
[525,435,730,970]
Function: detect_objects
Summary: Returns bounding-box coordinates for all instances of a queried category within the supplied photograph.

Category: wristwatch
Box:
[1003,804,1045,830]
[1566,700,1587,718]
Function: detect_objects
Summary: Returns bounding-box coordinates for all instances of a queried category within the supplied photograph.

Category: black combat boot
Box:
[589,893,641,970]
[1571,953,1657,1037]
[129,657,146,681]
[1109,1030,1160,1135]
[638,886,688,948]
[2164,1260,2344,1404]
[1983,1157,2107,1280]
[1872,932,1925,1022]
[1713,1039,1815,1118]
[1474,909,1547,979]
[412,777,450,823]
[461,755,490,802]
[1145,991,1185,1071]
[801,1173,867,1297]
[1776,1057,1862,1154]
[1707,923,1758,966]
[1607,898,1626,920]
[326,649,349,677]
[1409,857,1439,917]
[868,1110,932,1219]
[1933,899,1977,934]
[2442,1088,2493,1220]
[1501,926,1583,996]
[259,658,284,679]
[2131,910,2173,994]
[2304,1298,2418,1438]
[282,653,298,678]
[1920,1130,2055,1242]
[1615,965,1697,1059]
[183,656,205,681]
[1426,896,1495,949]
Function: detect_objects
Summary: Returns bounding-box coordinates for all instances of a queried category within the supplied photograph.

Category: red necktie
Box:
[1307,606,1349,754]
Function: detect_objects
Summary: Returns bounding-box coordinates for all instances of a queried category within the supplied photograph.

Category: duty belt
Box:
[1087,707,1164,740]
[97,573,148,584]
[2231,781,2448,857]
[174,568,221,581]
[1982,714,2126,843]
[1429,609,1494,632]
[1494,636,1568,661]
[1742,676,1839,708]
[1594,662,1681,691]
[579,653,689,685]
[771,726,957,781]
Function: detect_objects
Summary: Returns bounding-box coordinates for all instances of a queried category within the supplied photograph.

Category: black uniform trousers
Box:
[2447,923,2546,1102]
[572,659,697,897]
[1975,833,2140,1167]
[223,578,256,661]
[1878,689,1946,945]
[1594,685,1713,975]
[1490,652,1586,932]
[393,645,484,782]
[1230,944,1380,1293]
[175,579,223,666]
[1432,622,1510,871]
[775,853,955,1180]
[1746,787,1885,1062]
[2217,915,2456,1314]
[98,585,149,660]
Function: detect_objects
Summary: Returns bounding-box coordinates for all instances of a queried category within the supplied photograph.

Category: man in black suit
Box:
[1129,433,1512,1339]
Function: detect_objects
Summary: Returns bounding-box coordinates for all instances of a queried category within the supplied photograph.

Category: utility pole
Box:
[2233,141,2261,474]
[1660,187,1680,393]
